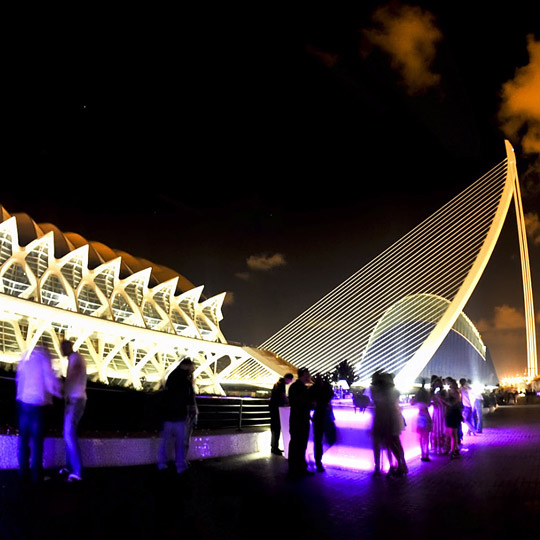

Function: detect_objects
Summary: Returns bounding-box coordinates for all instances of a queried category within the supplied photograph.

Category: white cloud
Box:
[246,253,287,271]
[524,212,540,245]
[499,35,540,156]
[363,3,443,95]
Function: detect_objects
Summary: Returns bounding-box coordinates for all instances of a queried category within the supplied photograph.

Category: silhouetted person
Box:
[411,378,432,462]
[269,373,294,455]
[158,358,198,474]
[430,376,450,455]
[287,367,314,478]
[310,374,336,472]
[60,339,87,482]
[370,372,408,476]
[459,378,478,436]
[352,388,370,413]
[16,345,62,483]
[443,377,463,459]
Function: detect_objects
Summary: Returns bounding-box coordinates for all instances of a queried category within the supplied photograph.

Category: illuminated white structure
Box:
[0,208,292,393]
[261,141,537,390]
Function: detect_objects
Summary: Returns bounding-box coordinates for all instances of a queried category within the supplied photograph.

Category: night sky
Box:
[3,3,540,379]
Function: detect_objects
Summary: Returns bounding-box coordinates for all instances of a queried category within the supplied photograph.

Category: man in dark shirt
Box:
[270,373,294,455]
[287,367,314,478]
[158,358,198,474]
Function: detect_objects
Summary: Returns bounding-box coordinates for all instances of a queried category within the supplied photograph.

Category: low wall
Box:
[0,428,272,470]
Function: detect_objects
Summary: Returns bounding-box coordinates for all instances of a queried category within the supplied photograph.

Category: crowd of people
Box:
[13,343,198,484]
[270,368,337,479]
[15,341,87,484]
[13,344,496,484]
[269,368,491,479]
[414,375,484,461]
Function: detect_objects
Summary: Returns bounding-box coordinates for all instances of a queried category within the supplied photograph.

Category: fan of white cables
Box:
[259,158,510,381]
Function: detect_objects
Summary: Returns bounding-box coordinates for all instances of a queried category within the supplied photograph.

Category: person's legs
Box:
[64,398,86,479]
[173,420,188,474]
[158,421,173,469]
[312,419,324,469]
[420,431,430,460]
[288,421,310,476]
[450,428,460,457]
[462,406,477,435]
[183,416,195,465]
[29,406,45,483]
[17,402,32,481]
[372,438,382,475]
[270,412,281,453]
[474,401,483,433]
[387,436,407,474]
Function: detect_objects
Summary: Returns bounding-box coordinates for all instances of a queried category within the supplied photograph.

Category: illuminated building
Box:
[0,207,291,394]
[261,141,537,391]
[361,293,498,386]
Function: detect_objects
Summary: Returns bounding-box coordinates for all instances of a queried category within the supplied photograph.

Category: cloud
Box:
[223,292,235,306]
[499,35,540,156]
[522,158,540,198]
[234,272,251,281]
[524,212,540,245]
[305,44,340,68]
[363,3,443,95]
[246,253,287,271]
[474,305,539,378]
[476,305,526,333]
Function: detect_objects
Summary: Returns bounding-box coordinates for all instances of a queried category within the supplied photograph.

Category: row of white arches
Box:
[0,216,226,344]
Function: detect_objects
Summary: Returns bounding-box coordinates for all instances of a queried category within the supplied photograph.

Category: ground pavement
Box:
[1,404,540,540]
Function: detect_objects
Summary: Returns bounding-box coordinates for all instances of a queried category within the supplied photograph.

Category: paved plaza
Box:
[2,404,540,539]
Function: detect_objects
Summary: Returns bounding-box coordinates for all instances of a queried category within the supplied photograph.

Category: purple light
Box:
[279,401,422,472]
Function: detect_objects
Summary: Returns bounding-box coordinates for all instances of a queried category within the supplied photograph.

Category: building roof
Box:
[0,205,196,296]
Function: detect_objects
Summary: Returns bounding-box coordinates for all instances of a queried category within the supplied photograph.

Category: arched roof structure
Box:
[0,205,295,392]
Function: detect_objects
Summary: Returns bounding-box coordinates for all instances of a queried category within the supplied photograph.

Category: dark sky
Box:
[3,3,540,379]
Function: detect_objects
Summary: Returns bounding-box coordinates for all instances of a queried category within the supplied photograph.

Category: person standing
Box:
[309,374,336,473]
[411,379,433,462]
[430,376,450,455]
[16,344,62,483]
[370,372,408,476]
[269,373,294,455]
[61,339,87,482]
[158,358,198,474]
[443,378,463,459]
[459,378,478,436]
[471,384,484,433]
[287,367,314,479]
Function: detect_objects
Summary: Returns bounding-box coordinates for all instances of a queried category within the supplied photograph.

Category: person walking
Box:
[60,339,87,482]
[269,373,294,455]
[158,358,198,475]
[287,367,314,479]
[15,344,62,483]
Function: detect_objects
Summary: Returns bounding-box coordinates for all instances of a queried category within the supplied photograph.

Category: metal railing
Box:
[0,375,271,433]
[195,396,271,431]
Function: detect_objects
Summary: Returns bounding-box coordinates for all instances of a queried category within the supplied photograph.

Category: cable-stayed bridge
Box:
[259,141,537,390]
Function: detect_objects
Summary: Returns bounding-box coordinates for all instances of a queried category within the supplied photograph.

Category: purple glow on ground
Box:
[280,401,423,472]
